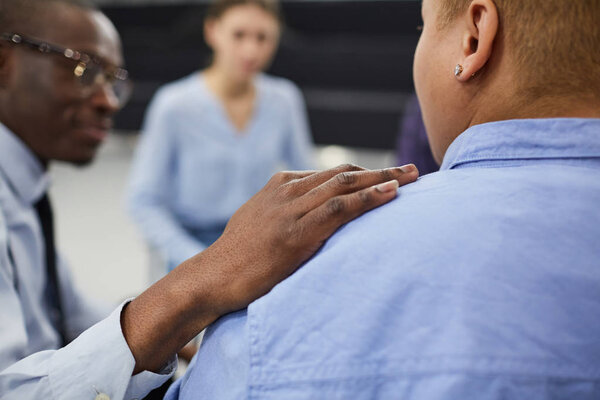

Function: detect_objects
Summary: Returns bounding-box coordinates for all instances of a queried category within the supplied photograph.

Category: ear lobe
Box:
[456,0,498,82]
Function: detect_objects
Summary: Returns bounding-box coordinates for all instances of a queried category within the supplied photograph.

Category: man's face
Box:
[413,0,468,164]
[1,4,124,166]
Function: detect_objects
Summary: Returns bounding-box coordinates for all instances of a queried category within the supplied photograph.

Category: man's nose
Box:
[89,81,121,115]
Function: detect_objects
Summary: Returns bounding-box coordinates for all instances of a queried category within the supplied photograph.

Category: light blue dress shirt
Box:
[126,73,314,270]
[0,123,174,399]
[166,118,600,399]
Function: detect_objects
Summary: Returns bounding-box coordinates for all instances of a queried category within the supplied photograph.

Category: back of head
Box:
[0,0,96,35]
[438,0,600,103]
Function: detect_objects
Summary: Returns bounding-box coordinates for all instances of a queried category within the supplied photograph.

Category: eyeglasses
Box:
[1,32,133,107]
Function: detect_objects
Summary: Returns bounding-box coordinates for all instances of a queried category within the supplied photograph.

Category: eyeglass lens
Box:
[77,63,132,106]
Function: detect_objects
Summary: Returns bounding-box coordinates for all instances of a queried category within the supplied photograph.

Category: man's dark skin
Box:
[0,0,418,383]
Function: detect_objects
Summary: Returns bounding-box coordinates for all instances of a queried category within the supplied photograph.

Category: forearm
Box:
[121,247,230,374]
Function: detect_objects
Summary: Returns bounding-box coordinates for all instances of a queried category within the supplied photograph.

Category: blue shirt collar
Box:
[441,118,600,170]
[0,122,49,205]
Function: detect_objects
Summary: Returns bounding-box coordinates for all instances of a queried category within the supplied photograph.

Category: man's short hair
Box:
[0,0,96,33]
[438,0,600,102]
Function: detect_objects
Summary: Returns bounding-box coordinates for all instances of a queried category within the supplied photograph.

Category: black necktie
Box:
[35,193,68,347]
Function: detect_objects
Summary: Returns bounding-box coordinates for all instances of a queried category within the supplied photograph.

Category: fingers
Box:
[267,170,319,186]
[298,164,418,213]
[275,164,367,195]
[298,179,403,243]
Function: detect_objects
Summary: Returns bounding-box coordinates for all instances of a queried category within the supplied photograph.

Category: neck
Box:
[435,80,600,164]
[470,92,600,128]
[203,66,254,99]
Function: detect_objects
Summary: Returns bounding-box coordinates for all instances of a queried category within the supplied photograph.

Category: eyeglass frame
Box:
[0,32,132,106]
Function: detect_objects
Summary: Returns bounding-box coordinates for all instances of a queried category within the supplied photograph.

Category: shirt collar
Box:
[0,122,50,204]
[441,118,600,170]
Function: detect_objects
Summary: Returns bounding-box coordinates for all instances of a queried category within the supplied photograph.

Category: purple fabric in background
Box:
[396,95,439,175]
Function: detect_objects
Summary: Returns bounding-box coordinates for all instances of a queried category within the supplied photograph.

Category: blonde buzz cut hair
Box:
[438,0,600,101]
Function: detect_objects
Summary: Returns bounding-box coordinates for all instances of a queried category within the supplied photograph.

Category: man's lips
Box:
[76,121,113,143]
[84,127,109,142]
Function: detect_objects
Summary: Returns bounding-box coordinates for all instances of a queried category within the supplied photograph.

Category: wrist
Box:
[182,238,250,317]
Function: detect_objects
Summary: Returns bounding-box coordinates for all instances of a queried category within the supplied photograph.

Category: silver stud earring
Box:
[454,64,463,77]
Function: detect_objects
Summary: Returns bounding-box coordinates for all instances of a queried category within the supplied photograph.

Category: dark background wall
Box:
[102,0,422,149]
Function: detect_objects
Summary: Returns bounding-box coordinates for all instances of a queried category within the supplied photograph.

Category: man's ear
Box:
[456,0,498,82]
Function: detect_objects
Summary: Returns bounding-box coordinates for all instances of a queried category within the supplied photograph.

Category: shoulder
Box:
[252,163,600,321]
[147,73,206,113]
[257,74,304,105]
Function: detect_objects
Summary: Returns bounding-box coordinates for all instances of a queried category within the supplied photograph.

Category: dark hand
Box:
[203,163,419,314]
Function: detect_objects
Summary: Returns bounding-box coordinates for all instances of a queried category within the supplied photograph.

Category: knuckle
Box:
[379,168,395,181]
[336,163,363,172]
[276,179,306,201]
[269,172,284,185]
[326,197,346,215]
[280,222,305,250]
[277,182,295,198]
[335,171,357,185]
[358,189,373,205]
[284,223,297,241]
[270,171,294,185]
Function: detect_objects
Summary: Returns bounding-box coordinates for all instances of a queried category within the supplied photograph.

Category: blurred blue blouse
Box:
[126,73,314,271]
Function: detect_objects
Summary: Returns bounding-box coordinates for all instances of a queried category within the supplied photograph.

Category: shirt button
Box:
[95,394,111,400]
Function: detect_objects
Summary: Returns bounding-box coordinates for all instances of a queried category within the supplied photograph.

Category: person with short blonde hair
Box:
[166,1,600,398]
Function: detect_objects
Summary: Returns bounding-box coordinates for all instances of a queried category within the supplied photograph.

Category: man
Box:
[168,0,600,398]
[0,0,419,399]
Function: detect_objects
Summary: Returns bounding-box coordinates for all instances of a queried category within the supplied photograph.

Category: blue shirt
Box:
[166,118,600,399]
[126,73,315,270]
[0,123,174,399]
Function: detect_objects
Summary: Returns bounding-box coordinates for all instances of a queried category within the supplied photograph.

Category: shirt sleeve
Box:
[282,84,315,171]
[0,300,176,400]
[125,90,206,270]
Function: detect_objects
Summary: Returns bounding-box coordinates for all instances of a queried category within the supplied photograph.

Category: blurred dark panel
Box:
[103,0,422,149]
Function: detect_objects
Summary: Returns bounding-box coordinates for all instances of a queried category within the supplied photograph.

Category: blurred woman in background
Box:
[127,0,314,277]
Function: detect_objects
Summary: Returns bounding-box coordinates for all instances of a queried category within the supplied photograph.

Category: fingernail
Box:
[399,164,416,173]
[375,179,399,193]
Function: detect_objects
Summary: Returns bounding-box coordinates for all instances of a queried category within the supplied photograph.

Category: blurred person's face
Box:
[205,4,280,83]
[413,0,471,164]
[0,3,124,166]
